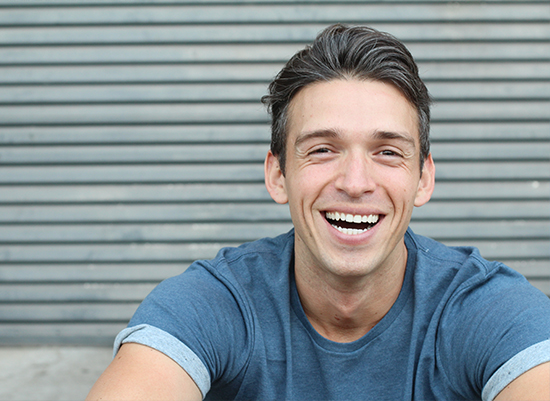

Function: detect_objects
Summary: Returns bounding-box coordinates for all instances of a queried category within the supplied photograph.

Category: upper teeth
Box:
[325,211,379,224]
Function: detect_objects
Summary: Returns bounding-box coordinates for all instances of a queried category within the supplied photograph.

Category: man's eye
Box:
[380,150,400,156]
[310,148,331,154]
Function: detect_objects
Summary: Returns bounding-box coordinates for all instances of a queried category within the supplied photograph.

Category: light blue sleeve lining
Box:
[114,324,211,398]
[482,338,550,401]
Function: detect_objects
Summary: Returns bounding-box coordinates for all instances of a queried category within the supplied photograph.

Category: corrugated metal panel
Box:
[0,0,548,345]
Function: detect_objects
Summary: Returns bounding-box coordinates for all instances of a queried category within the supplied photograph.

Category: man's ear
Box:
[414,153,435,207]
[264,151,289,205]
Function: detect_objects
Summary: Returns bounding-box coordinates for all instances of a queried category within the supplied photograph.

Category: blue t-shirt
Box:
[115,229,550,400]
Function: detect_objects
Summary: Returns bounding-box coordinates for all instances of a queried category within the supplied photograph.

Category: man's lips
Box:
[324,211,380,235]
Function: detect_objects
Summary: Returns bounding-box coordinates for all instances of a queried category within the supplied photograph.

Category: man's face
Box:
[265,79,434,281]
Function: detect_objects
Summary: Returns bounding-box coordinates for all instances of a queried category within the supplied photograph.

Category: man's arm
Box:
[86,343,203,401]
[494,362,550,401]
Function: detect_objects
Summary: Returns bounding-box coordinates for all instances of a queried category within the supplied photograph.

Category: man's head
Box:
[263,24,436,282]
[262,24,431,175]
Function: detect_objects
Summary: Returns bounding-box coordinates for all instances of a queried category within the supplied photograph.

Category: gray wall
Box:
[0,0,548,345]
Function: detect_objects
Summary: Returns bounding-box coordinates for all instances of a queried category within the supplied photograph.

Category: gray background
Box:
[0,0,548,399]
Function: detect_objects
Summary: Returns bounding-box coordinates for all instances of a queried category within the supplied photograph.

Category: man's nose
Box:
[334,151,376,198]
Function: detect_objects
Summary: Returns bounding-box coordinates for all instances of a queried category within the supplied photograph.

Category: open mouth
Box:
[325,211,380,235]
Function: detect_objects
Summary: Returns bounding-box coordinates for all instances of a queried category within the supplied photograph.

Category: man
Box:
[87,24,550,400]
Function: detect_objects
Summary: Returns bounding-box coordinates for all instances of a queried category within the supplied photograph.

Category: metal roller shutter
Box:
[0,0,548,345]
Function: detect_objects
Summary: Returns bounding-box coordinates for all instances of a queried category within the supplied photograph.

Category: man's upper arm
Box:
[86,343,203,401]
[494,362,550,401]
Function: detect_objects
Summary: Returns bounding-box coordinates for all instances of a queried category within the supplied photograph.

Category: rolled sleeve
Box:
[114,324,212,398]
[482,339,550,401]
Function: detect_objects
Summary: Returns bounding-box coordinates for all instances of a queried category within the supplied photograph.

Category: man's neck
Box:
[294,248,408,343]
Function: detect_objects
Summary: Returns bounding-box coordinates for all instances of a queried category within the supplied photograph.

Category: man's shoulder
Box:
[406,228,550,329]
[409,234,550,400]
[216,229,295,265]
[404,228,535,301]
[406,228,505,277]
[182,229,295,292]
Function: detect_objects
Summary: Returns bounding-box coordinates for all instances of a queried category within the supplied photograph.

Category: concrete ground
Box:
[0,346,113,401]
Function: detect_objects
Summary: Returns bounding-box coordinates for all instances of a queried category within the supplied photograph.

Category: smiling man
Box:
[87,25,550,401]
[264,79,434,344]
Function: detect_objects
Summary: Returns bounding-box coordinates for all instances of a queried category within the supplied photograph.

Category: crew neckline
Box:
[289,230,417,353]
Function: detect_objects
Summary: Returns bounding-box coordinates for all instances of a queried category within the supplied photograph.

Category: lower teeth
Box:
[332,225,371,235]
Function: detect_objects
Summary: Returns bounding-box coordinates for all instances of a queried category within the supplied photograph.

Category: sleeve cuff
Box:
[482,338,550,401]
[114,324,211,398]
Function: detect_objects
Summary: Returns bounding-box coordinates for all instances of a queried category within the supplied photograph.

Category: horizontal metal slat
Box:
[0,263,189,282]
[1,23,549,45]
[0,283,155,302]
[0,243,237,263]
[1,260,545,284]
[0,44,299,64]
[411,221,550,240]
[432,101,550,121]
[0,103,267,125]
[501,260,550,278]
[431,181,549,201]
[0,101,548,124]
[0,221,545,243]
[0,64,282,83]
[0,240,547,263]
[1,162,548,184]
[427,82,550,100]
[1,260,546,284]
[0,125,271,144]
[0,205,292,223]
[0,303,140,322]
[0,42,300,65]
[0,144,270,164]
[419,62,550,81]
[0,83,268,103]
[1,62,549,84]
[3,0,543,4]
[0,223,295,242]
[0,122,548,145]
[0,323,125,346]
[430,122,550,141]
[1,43,549,65]
[408,42,550,61]
[438,239,550,260]
[433,161,550,181]
[431,143,550,161]
[1,81,548,103]
[529,279,550,297]
[0,201,546,224]
[0,260,546,288]
[0,183,274,203]
[1,4,548,25]
[0,202,294,223]
[0,164,268,184]
[0,181,546,204]
[413,201,550,220]
[1,142,547,164]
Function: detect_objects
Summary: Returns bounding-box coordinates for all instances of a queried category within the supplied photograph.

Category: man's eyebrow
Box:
[293,129,417,150]
[293,129,341,149]
[373,130,416,149]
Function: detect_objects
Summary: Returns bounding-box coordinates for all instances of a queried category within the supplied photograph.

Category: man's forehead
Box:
[287,79,420,146]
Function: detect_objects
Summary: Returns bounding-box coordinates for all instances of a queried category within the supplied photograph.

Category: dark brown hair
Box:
[262,24,432,174]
